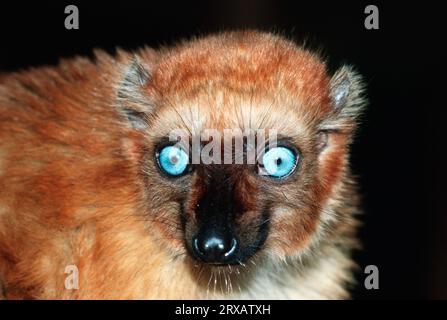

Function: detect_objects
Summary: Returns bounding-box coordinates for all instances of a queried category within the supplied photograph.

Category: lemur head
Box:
[116,31,364,267]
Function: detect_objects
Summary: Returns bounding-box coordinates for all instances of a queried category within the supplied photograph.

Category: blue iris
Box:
[158,145,189,176]
[261,147,297,178]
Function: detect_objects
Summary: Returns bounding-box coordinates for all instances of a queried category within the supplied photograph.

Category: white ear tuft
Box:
[331,70,351,109]
[320,65,366,132]
[116,57,153,130]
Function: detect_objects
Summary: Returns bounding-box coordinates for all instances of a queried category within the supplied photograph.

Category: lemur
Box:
[0,31,365,299]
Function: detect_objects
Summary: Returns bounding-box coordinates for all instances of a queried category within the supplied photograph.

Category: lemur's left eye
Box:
[258,146,298,178]
[157,145,189,176]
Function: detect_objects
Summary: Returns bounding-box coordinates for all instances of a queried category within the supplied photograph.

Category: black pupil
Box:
[275,157,282,166]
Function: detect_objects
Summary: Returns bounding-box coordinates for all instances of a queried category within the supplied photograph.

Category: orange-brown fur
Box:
[0,31,365,299]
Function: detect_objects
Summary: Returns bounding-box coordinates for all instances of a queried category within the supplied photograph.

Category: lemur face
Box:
[119,31,363,268]
[143,98,322,266]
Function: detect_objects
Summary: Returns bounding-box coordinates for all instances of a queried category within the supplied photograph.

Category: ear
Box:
[319,65,366,132]
[116,57,154,130]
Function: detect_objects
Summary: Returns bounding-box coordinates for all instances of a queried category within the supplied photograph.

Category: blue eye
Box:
[260,147,298,178]
[157,145,189,176]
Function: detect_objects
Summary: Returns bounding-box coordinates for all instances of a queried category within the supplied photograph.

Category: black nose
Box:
[193,231,238,264]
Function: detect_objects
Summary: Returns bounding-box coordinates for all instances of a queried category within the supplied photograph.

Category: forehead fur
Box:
[146,31,333,137]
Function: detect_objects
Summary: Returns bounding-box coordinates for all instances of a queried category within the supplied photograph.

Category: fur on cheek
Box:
[265,204,320,260]
[121,133,146,164]
[264,133,350,260]
[316,133,349,203]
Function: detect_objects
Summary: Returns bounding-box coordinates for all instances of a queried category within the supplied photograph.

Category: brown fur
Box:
[0,31,365,299]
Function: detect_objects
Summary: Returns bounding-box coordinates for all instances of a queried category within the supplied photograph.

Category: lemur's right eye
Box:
[157,145,189,176]
[258,146,298,178]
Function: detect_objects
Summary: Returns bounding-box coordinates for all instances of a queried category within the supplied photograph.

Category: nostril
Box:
[192,233,238,263]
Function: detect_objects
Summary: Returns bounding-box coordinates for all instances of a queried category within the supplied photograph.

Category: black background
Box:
[0,1,443,299]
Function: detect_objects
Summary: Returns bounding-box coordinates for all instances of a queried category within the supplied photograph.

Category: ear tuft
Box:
[125,58,151,87]
[320,65,366,132]
[116,57,153,130]
[330,69,352,109]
